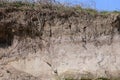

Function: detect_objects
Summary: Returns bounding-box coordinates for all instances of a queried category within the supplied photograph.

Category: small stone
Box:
[0,72,3,77]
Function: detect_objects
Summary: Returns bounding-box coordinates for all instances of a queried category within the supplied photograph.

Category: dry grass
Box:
[0,0,119,17]
[0,1,97,15]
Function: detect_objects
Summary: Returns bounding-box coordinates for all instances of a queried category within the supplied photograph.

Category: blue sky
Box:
[56,0,120,11]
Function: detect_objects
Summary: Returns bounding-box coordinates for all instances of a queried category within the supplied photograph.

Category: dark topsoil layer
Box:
[0,2,120,47]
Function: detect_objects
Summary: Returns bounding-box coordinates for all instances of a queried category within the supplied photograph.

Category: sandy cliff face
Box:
[0,7,120,80]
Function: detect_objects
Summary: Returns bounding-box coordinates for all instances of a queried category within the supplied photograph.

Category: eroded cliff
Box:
[0,4,120,80]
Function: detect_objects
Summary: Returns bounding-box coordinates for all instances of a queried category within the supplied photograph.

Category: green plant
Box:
[0,3,3,7]
[65,78,75,80]
[11,1,26,7]
[81,78,92,80]
[64,78,92,80]
[0,2,6,7]
[96,77,110,80]
[100,11,110,15]
[112,10,120,14]
[84,8,98,15]
[71,5,83,13]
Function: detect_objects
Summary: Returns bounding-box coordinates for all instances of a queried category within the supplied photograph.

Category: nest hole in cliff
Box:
[0,23,14,48]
